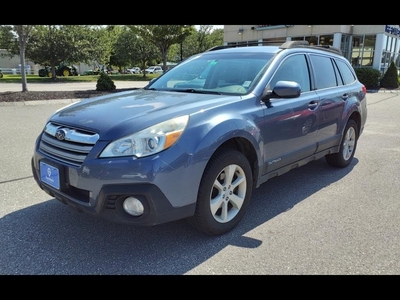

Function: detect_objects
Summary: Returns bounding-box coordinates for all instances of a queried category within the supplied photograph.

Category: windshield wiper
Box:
[176,89,222,95]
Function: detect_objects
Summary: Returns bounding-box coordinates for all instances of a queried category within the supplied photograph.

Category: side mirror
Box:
[262,81,301,103]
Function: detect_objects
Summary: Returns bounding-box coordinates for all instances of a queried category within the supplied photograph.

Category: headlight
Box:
[100,115,189,158]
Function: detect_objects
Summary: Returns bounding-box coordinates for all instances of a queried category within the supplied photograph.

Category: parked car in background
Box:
[126,67,141,74]
[144,66,163,74]
[31,41,367,236]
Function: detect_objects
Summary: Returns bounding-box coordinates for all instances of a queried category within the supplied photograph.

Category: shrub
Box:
[96,72,116,91]
[354,67,381,90]
[379,61,399,89]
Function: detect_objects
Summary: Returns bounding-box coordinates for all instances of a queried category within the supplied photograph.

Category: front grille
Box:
[38,122,99,167]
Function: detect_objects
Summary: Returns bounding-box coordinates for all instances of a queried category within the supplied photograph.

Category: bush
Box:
[96,72,116,91]
[354,67,381,90]
[380,61,399,89]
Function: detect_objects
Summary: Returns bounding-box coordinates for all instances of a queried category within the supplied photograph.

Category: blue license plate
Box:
[40,161,60,190]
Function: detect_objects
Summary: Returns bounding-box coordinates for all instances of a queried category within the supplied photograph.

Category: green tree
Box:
[111,26,159,77]
[380,61,399,89]
[26,25,90,79]
[170,26,224,61]
[0,25,34,92]
[87,25,120,70]
[128,25,195,72]
[26,25,117,79]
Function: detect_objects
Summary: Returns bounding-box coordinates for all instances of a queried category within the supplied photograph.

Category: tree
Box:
[380,61,399,89]
[111,27,159,76]
[128,25,195,72]
[87,25,120,70]
[0,25,34,92]
[182,26,223,59]
[169,26,224,62]
[26,25,102,79]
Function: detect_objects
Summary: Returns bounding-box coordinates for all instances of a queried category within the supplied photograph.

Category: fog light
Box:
[123,196,144,216]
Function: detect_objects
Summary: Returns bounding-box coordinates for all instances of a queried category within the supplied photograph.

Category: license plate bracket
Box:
[40,161,60,190]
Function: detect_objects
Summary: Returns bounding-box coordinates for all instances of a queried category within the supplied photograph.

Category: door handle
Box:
[308,101,318,109]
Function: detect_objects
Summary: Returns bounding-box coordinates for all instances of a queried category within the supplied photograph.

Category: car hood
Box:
[49,89,239,139]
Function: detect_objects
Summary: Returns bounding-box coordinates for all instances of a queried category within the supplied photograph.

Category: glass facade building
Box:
[223,25,400,75]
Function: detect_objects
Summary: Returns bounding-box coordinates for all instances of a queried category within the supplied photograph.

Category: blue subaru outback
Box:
[31,41,367,235]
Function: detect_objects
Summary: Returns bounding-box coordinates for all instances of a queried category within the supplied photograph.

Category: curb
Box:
[0,98,81,107]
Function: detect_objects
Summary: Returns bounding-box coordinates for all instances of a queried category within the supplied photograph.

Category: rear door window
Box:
[335,59,356,85]
[309,55,337,89]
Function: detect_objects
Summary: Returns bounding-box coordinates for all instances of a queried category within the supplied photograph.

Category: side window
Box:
[335,59,356,85]
[309,55,337,89]
[270,54,310,92]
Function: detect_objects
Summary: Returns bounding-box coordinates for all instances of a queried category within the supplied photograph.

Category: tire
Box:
[0,72,3,78]
[187,148,253,236]
[61,67,70,77]
[325,119,358,168]
[38,69,47,77]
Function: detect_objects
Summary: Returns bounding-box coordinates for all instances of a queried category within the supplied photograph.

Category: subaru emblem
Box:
[55,129,67,141]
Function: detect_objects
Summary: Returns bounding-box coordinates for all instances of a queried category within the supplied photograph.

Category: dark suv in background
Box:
[31,41,367,236]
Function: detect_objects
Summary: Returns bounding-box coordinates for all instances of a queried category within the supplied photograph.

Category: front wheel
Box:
[187,148,253,236]
[325,119,358,168]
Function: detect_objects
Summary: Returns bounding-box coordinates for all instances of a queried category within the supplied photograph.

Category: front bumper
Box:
[31,144,200,226]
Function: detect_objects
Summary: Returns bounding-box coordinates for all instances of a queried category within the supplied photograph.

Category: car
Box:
[126,67,141,74]
[31,41,367,236]
[144,66,163,74]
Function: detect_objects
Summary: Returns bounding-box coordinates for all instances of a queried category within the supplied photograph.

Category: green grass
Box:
[0,73,158,83]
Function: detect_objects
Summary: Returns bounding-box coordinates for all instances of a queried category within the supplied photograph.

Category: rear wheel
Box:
[61,67,70,76]
[187,148,253,236]
[325,119,358,168]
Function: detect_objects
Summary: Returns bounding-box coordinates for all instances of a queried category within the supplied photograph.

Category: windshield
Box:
[146,52,273,95]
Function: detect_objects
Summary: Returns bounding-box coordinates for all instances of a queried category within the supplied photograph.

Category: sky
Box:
[195,25,224,30]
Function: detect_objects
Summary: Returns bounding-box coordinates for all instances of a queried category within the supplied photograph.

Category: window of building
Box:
[350,35,376,68]
[381,34,400,73]
[305,36,318,46]
[319,35,334,46]
[341,34,352,62]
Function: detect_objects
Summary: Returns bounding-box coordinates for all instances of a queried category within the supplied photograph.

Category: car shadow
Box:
[0,158,357,275]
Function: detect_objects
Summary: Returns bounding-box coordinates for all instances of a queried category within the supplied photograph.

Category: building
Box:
[223,25,400,74]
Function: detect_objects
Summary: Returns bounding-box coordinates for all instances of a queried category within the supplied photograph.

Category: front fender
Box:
[179,112,263,173]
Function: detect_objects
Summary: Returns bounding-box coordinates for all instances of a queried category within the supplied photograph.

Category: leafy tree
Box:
[0,25,17,54]
[110,26,159,74]
[134,38,160,78]
[87,25,120,70]
[128,25,195,72]
[169,25,224,61]
[0,25,34,92]
[26,25,93,79]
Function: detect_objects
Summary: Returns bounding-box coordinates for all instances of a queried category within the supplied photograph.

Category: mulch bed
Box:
[0,88,138,102]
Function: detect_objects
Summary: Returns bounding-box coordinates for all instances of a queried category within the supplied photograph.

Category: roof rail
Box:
[207,41,343,56]
[280,40,343,55]
[280,41,310,48]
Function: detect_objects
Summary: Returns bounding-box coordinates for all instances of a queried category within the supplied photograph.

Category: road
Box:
[0,89,399,274]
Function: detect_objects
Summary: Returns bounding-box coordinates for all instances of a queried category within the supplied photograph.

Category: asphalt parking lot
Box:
[0,87,399,274]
